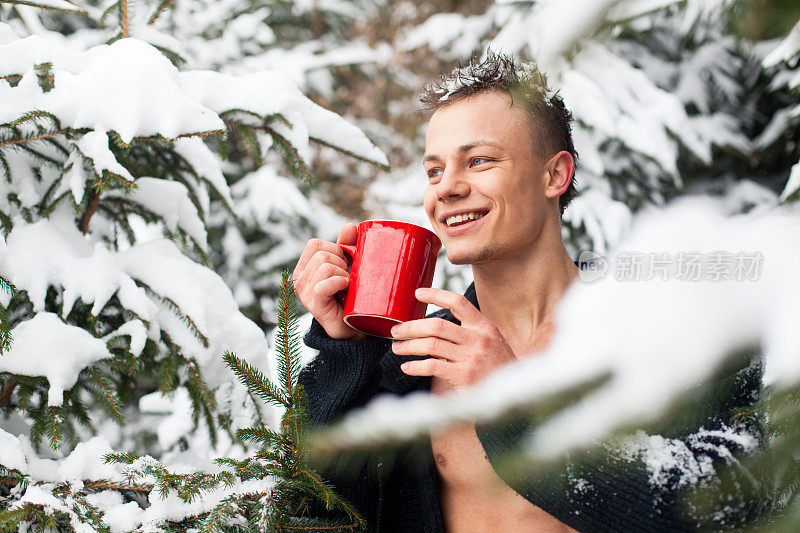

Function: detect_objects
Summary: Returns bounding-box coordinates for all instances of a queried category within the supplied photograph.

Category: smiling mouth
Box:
[445,211,488,227]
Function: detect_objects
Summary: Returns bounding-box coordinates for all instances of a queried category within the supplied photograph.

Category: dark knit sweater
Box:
[298,282,767,532]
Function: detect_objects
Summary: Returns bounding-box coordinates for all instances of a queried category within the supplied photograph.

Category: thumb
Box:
[336,223,358,245]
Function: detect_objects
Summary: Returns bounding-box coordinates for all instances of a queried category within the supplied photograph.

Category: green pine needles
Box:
[95,271,365,532]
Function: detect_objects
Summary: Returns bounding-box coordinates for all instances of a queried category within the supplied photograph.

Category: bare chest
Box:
[429,374,576,532]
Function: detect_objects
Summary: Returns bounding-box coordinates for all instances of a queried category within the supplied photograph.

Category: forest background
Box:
[1,0,800,530]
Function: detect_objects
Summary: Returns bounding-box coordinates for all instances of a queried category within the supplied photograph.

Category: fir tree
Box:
[0,272,364,531]
[0,0,384,527]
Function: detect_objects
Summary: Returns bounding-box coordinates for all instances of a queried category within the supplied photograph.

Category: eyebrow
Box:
[423,140,506,164]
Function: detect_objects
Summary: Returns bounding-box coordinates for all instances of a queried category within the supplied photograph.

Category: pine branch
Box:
[8,109,62,130]
[148,0,175,24]
[278,272,299,402]
[120,0,129,38]
[86,367,123,423]
[131,129,225,143]
[237,426,290,447]
[199,494,242,533]
[47,404,61,450]
[0,378,20,408]
[0,276,15,354]
[185,361,219,447]
[99,1,118,26]
[137,281,210,348]
[265,126,316,183]
[79,187,100,234]
[0,0,86,14]
[0,151,11,184]
[0,128,70,148]
[223,351,288,408]
[310,136,391,172]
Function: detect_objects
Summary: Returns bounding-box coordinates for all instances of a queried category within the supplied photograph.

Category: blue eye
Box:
[471,157,491,166]
[427,168,442,178]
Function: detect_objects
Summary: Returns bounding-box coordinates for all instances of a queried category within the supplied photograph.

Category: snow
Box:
[0,427,28,472]
[125,177,208,250]
[0,312,112,405]
[14,484,95,533]
[562,186,633,254]
[140,478,273,524]
[232,166,314,222]
[139,387,195,450]
[0,38,225,143]
[13,0,84,12]
[616,423,759,503]
[562,43,706,173]
[178,69,388,167]
[488,0,623,69]
[400,13,494,59]
[764,19,800,68]
[75,130,134,182]
[608,0,679,22]
[0,432,118,483]
[64,149,89,204]
[173,137,234,208]
[56,437,120,482]
[779,162,800,203]
[103,320,148,357]
[0,428,272,530]
[0,35,387,181]
[0,212,270,388]
[85,492,144,533]
[318,195,800,459]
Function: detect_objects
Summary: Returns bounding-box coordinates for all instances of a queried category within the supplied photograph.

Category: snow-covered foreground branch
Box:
[313,195,800,458]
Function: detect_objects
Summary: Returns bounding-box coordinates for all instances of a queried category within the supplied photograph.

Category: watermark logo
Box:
[576,250,763,282]
[577,250,609,283]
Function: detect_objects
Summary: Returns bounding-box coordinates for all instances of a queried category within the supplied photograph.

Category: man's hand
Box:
[293,223,365,340]
[390,287,516,389]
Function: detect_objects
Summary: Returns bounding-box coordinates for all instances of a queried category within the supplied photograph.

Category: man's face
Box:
[423,90,552,265]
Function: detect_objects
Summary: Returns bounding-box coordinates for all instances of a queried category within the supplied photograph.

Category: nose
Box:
[434,166,470,202]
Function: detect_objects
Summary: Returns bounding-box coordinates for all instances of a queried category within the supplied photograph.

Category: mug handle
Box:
[334,244,357,307]
[338,244,357,259]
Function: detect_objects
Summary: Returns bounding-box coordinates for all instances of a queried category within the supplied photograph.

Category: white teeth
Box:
[445,211,486,227]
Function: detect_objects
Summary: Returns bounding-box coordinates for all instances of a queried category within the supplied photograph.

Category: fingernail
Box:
[400,363,409,373]
[391,325,400,336]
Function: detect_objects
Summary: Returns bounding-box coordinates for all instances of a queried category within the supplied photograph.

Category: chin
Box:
[445,244,502,266]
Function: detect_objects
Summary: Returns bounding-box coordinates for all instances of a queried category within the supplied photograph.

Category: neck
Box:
[471,217,579,348]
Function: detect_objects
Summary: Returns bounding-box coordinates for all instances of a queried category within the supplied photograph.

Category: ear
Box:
[543,151,575,199]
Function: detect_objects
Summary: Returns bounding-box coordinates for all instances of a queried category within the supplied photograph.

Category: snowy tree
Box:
[0,0,386,528]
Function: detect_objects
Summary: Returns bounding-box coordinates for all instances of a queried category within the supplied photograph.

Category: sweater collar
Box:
[379,282,478,394]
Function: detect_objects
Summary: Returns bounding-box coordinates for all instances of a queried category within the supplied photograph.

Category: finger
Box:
[309,262,350,286]
[313,275,349,299]
[336,223,358,245]
[294,239,347,278]
[306,250,349,275]
[391,317,463,344]
[414,287,484,325]
[400,358,452,378]
[392,337,461,361]
[299,250,349,286]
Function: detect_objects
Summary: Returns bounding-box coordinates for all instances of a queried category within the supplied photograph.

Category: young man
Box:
[293,53,763,531]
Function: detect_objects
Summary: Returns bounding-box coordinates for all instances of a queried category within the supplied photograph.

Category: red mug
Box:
[338,220,441,338]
